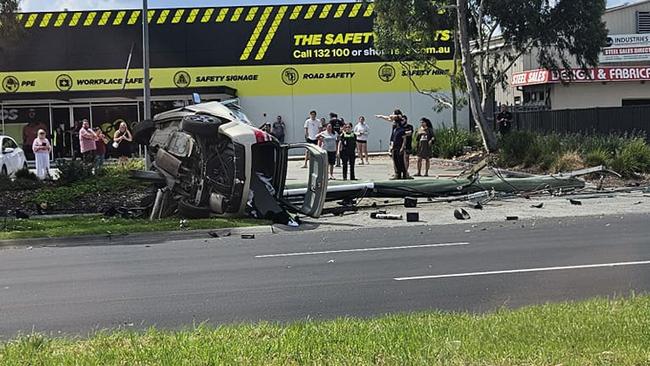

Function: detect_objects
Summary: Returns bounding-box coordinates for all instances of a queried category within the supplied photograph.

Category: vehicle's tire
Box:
[0,166,7,176]
[133,119,155,145]
[180,114,222,137]
[178,198,212,219]
[23,162,28,170]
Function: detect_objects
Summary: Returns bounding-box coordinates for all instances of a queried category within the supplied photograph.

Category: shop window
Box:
[0,107,50,160]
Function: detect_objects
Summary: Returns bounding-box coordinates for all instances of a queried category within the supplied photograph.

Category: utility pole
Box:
[142,0,152,169]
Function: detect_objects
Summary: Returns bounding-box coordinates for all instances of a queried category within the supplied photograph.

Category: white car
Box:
[132,101,328,220]
[0,135,27,177]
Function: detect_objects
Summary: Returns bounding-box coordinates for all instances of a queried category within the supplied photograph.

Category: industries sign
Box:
[600,34,650,63]
[512,67,650,86]
[0,2,454,96]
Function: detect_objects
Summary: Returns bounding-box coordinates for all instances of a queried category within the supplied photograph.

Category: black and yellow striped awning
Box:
[16,3,375,28]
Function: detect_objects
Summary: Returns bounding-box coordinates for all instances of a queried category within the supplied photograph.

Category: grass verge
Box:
[0,215,265,240]
[1,296,649,365]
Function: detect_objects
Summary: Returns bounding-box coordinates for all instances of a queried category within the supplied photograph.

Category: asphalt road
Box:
[1,213,649,338]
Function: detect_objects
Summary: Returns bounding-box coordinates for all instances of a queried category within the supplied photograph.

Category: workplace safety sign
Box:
[1,61,455,96]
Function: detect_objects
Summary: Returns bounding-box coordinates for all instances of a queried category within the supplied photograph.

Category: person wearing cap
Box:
[32,129,51,179]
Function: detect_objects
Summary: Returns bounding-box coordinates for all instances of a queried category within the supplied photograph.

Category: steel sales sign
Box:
[512,67,650,86]
[600,34,650,63]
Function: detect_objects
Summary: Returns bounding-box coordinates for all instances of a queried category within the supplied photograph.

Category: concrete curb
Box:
[0,225,274,249]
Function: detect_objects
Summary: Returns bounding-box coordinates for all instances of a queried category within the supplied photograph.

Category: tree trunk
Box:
[455,0,498,153]
[451,27,459,131]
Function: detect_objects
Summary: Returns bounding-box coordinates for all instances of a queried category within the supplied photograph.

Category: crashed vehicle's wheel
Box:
[178,198,212,219]
[133,119,155,145]
[181,114,223,137]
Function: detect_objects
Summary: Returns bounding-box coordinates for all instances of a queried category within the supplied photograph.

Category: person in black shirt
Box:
[496,105,513,135]
[390,116,409,180]
[402,115,414,179]
[338,123,357,180]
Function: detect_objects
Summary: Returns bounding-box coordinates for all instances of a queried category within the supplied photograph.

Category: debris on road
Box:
[241,234,256,240]
[531,203,544,209]
[454,209,471,221]
[569,199,583,206]
[404,197,418,208]
[506,216,519,221]
[370,212,403,220]
[406,212,420,222]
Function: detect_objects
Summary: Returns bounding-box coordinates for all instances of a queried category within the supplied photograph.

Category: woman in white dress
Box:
[32,129,52,179]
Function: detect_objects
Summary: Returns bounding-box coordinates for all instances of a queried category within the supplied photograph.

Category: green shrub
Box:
[551,151,585,173]
[0,175,43,192]
[55,159,94,184]
[583,147,612,167]
[103,159,145,177]
[613,138,650,177]
[14,168,38,181]
[430,127,482,159]
[498,131,542,168]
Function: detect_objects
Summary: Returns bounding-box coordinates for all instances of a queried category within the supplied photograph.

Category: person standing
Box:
[402,115,414,179]
[339,123,357,180]
[354,116,369,165]
[71,120,81,159]
[22,108,47,161]
[375,109,404,179]
[302,110,321,169]
[52,125,66,159]
[272,115,286,143]
[79,119,97,164]
[329,113,344,167]
[496,105,513,135]
[32,129,51,180]
[113,122,133,163]
[390,116,408,180]
[316,123,338,180]
[415,118,435,177]
[94,128,109,173]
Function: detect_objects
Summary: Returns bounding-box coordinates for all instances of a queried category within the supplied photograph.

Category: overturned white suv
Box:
[132,101,328,222]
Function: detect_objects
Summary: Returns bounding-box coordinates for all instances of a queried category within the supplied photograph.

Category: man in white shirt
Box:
[302,110,321,168]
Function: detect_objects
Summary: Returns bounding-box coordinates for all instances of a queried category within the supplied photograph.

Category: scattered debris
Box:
[569,199,582,206]
[241,234,256,239]
[531,203,544,209]
[370,212,403,220]
[506,216,519,221]
[327,259,335,264]
[406,212,420,222]
[454,208,471,221]
[404,197,418,208]
[472,202,484,210]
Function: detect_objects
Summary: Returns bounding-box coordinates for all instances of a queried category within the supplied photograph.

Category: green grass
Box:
[1,296,649,365]
[0,215,265,240]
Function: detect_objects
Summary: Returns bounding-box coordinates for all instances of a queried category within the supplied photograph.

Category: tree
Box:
[374,0,608,152]
[0,0,20,38]
[0,0,22,55]
[374,1,467,130]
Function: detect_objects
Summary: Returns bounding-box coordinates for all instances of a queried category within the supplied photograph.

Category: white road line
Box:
[255,242,470,259]
[394,260,650,281]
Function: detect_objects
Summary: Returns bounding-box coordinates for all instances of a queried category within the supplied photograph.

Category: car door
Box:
[283,143,329,218]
